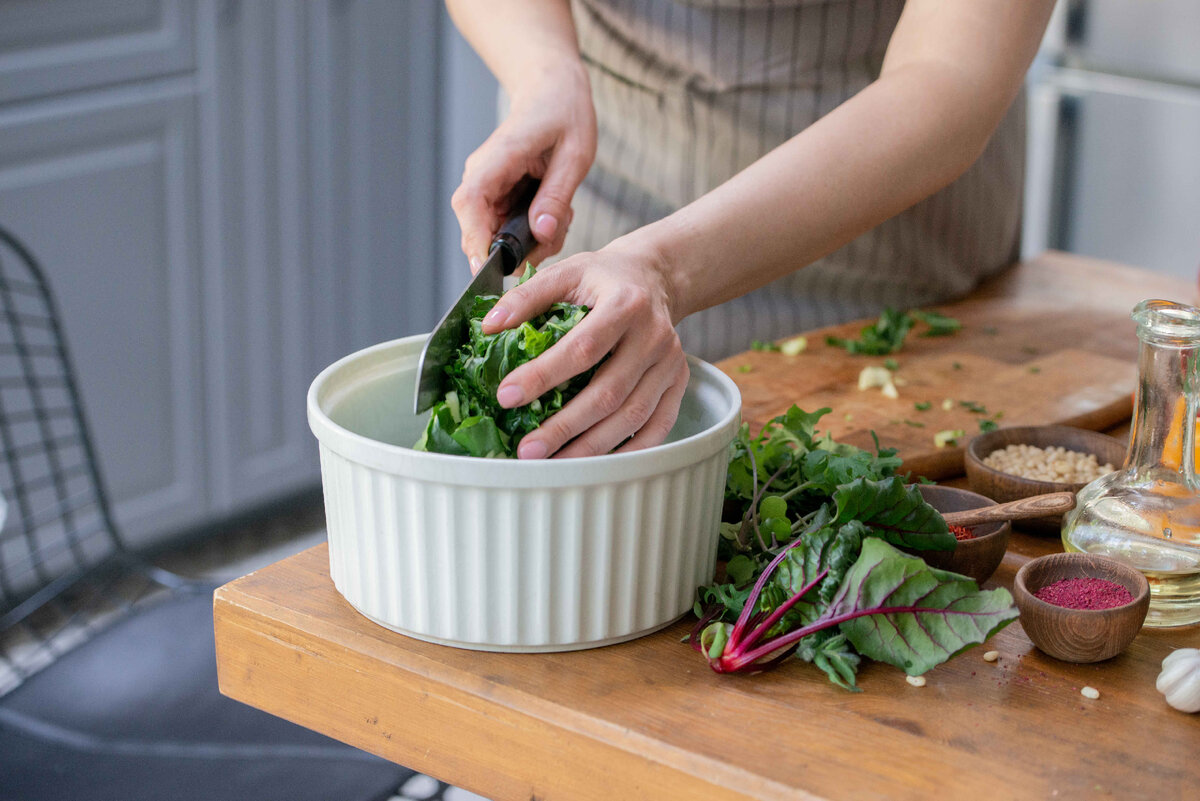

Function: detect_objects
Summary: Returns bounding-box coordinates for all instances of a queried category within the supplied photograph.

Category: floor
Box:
[155,500,495,801]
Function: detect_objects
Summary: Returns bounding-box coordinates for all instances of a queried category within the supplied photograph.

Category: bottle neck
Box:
[1128,339,1200,485]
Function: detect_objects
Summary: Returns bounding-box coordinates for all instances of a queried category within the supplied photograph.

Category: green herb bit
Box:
[979,419,999,433]
[1028,366,1041,374]
[751,339,781,352]
[959,400,988,415]
[914,401,932,412]
[903,419,926,428]
[883,358,899,371]
[911,309,962,337]
[952,361,963,371]
[738,364,754,373]
[825,307,913,356]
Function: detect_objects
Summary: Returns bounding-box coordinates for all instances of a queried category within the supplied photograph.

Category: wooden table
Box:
[215,253,1200,800]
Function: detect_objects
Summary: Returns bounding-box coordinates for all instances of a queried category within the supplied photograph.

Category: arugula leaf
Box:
[832,539,1019,675]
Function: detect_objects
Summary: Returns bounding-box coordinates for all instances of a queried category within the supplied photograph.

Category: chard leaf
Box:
[797,632,862,692]
[831,539,1018,676]
[416,265,597,457]
[450,415,510,458]
[831,477,956,552]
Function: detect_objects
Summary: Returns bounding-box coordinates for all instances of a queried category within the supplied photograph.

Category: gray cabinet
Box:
[0,1,441,548]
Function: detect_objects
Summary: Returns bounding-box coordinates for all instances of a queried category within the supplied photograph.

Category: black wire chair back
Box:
[0,225,188,691]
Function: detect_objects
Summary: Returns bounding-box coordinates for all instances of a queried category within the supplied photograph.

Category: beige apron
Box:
[560,0,1024,361]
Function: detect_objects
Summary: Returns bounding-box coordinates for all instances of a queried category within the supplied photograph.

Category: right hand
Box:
[451,60,597,271]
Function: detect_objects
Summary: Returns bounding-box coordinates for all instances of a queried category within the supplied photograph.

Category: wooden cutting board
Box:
[714,252,1187,480]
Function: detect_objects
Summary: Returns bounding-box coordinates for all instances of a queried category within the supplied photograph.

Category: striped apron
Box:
[558,0,1025,361]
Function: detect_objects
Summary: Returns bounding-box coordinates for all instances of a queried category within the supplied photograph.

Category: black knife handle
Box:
[490,178,541,276]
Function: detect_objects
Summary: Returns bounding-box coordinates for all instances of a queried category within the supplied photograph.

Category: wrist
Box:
[606,218,696,326]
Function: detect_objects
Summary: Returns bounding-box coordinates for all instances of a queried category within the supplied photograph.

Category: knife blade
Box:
[414,180,540,414]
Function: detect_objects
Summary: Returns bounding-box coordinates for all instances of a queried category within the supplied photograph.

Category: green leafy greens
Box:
[825,307,961,355]
[415,266,596,458]
[694,406,1017,689]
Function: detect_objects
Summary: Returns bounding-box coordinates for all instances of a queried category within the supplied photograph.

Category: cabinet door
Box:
[0,0,196,105]
[0,88,206,549]
[201,1,441,513]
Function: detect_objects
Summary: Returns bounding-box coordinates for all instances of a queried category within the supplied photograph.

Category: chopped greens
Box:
[751,339,782,352]
[911,309,963,337]
[933,429,965,448]
[414,265,596,458]
[883,358,899,371]
[914,401,932,412]
[979,419,999,433]
[696,407,1017,689]
[825,307,961,356]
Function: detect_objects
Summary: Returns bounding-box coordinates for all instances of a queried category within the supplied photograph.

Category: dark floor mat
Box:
[0,594,411,801]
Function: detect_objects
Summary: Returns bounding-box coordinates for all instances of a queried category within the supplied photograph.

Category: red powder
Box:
[1034,577,1133,610]
[949,524,976,541]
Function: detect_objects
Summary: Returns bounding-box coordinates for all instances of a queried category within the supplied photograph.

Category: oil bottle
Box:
[1062,299,1200,627]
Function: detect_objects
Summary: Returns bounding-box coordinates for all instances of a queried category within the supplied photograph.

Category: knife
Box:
[415,180,540,414]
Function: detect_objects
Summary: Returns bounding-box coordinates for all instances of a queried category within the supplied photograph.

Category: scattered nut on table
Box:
[1081,686,1100,700]
[906,675,927,687]
[983,650,1000,662]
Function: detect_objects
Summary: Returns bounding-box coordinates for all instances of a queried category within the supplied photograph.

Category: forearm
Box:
[445,0,583,93]
[622,0,1053,322]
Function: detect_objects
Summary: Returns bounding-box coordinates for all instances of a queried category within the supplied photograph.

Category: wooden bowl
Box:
[914,485,1010,585]
[1014,553,1150,663]
[964,425,1126,534]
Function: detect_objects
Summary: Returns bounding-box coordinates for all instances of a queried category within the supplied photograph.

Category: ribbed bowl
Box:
[307,335,742,652]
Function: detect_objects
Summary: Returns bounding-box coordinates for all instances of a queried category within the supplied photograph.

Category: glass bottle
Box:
[1062,299,1200,627]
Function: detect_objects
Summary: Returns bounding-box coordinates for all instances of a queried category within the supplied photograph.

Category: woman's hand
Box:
[481,244,689,458]
[452,60,597,271]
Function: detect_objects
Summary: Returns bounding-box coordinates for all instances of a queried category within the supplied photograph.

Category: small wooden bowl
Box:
[914,485,1010,585]
[1014,553,1150,663]
[965,425,1126,534]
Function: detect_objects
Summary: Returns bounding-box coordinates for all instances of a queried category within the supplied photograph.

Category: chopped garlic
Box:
[780,336,808,356]
[1081,686,1100,700]
[934,429,965,448]
[941,398,955,411]
[858,365,898,399]
[906,675,927,687]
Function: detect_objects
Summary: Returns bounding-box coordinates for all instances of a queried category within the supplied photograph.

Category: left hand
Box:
[481,245,688,458]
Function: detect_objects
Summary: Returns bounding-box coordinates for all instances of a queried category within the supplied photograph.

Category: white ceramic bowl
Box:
[307,334,741,652]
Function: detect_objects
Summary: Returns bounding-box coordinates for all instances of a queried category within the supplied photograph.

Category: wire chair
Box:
[0,225,412,800]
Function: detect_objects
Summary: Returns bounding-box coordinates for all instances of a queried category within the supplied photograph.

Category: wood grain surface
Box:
[716,251,1188,480]
[215,543,1197,801]
[214,254,1200,801]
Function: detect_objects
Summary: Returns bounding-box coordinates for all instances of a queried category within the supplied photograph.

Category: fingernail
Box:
[518,440,548,460]
[469,256,482,273]
[534,213,558,241]
[496,384,524,408]
[483,304,510,328]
